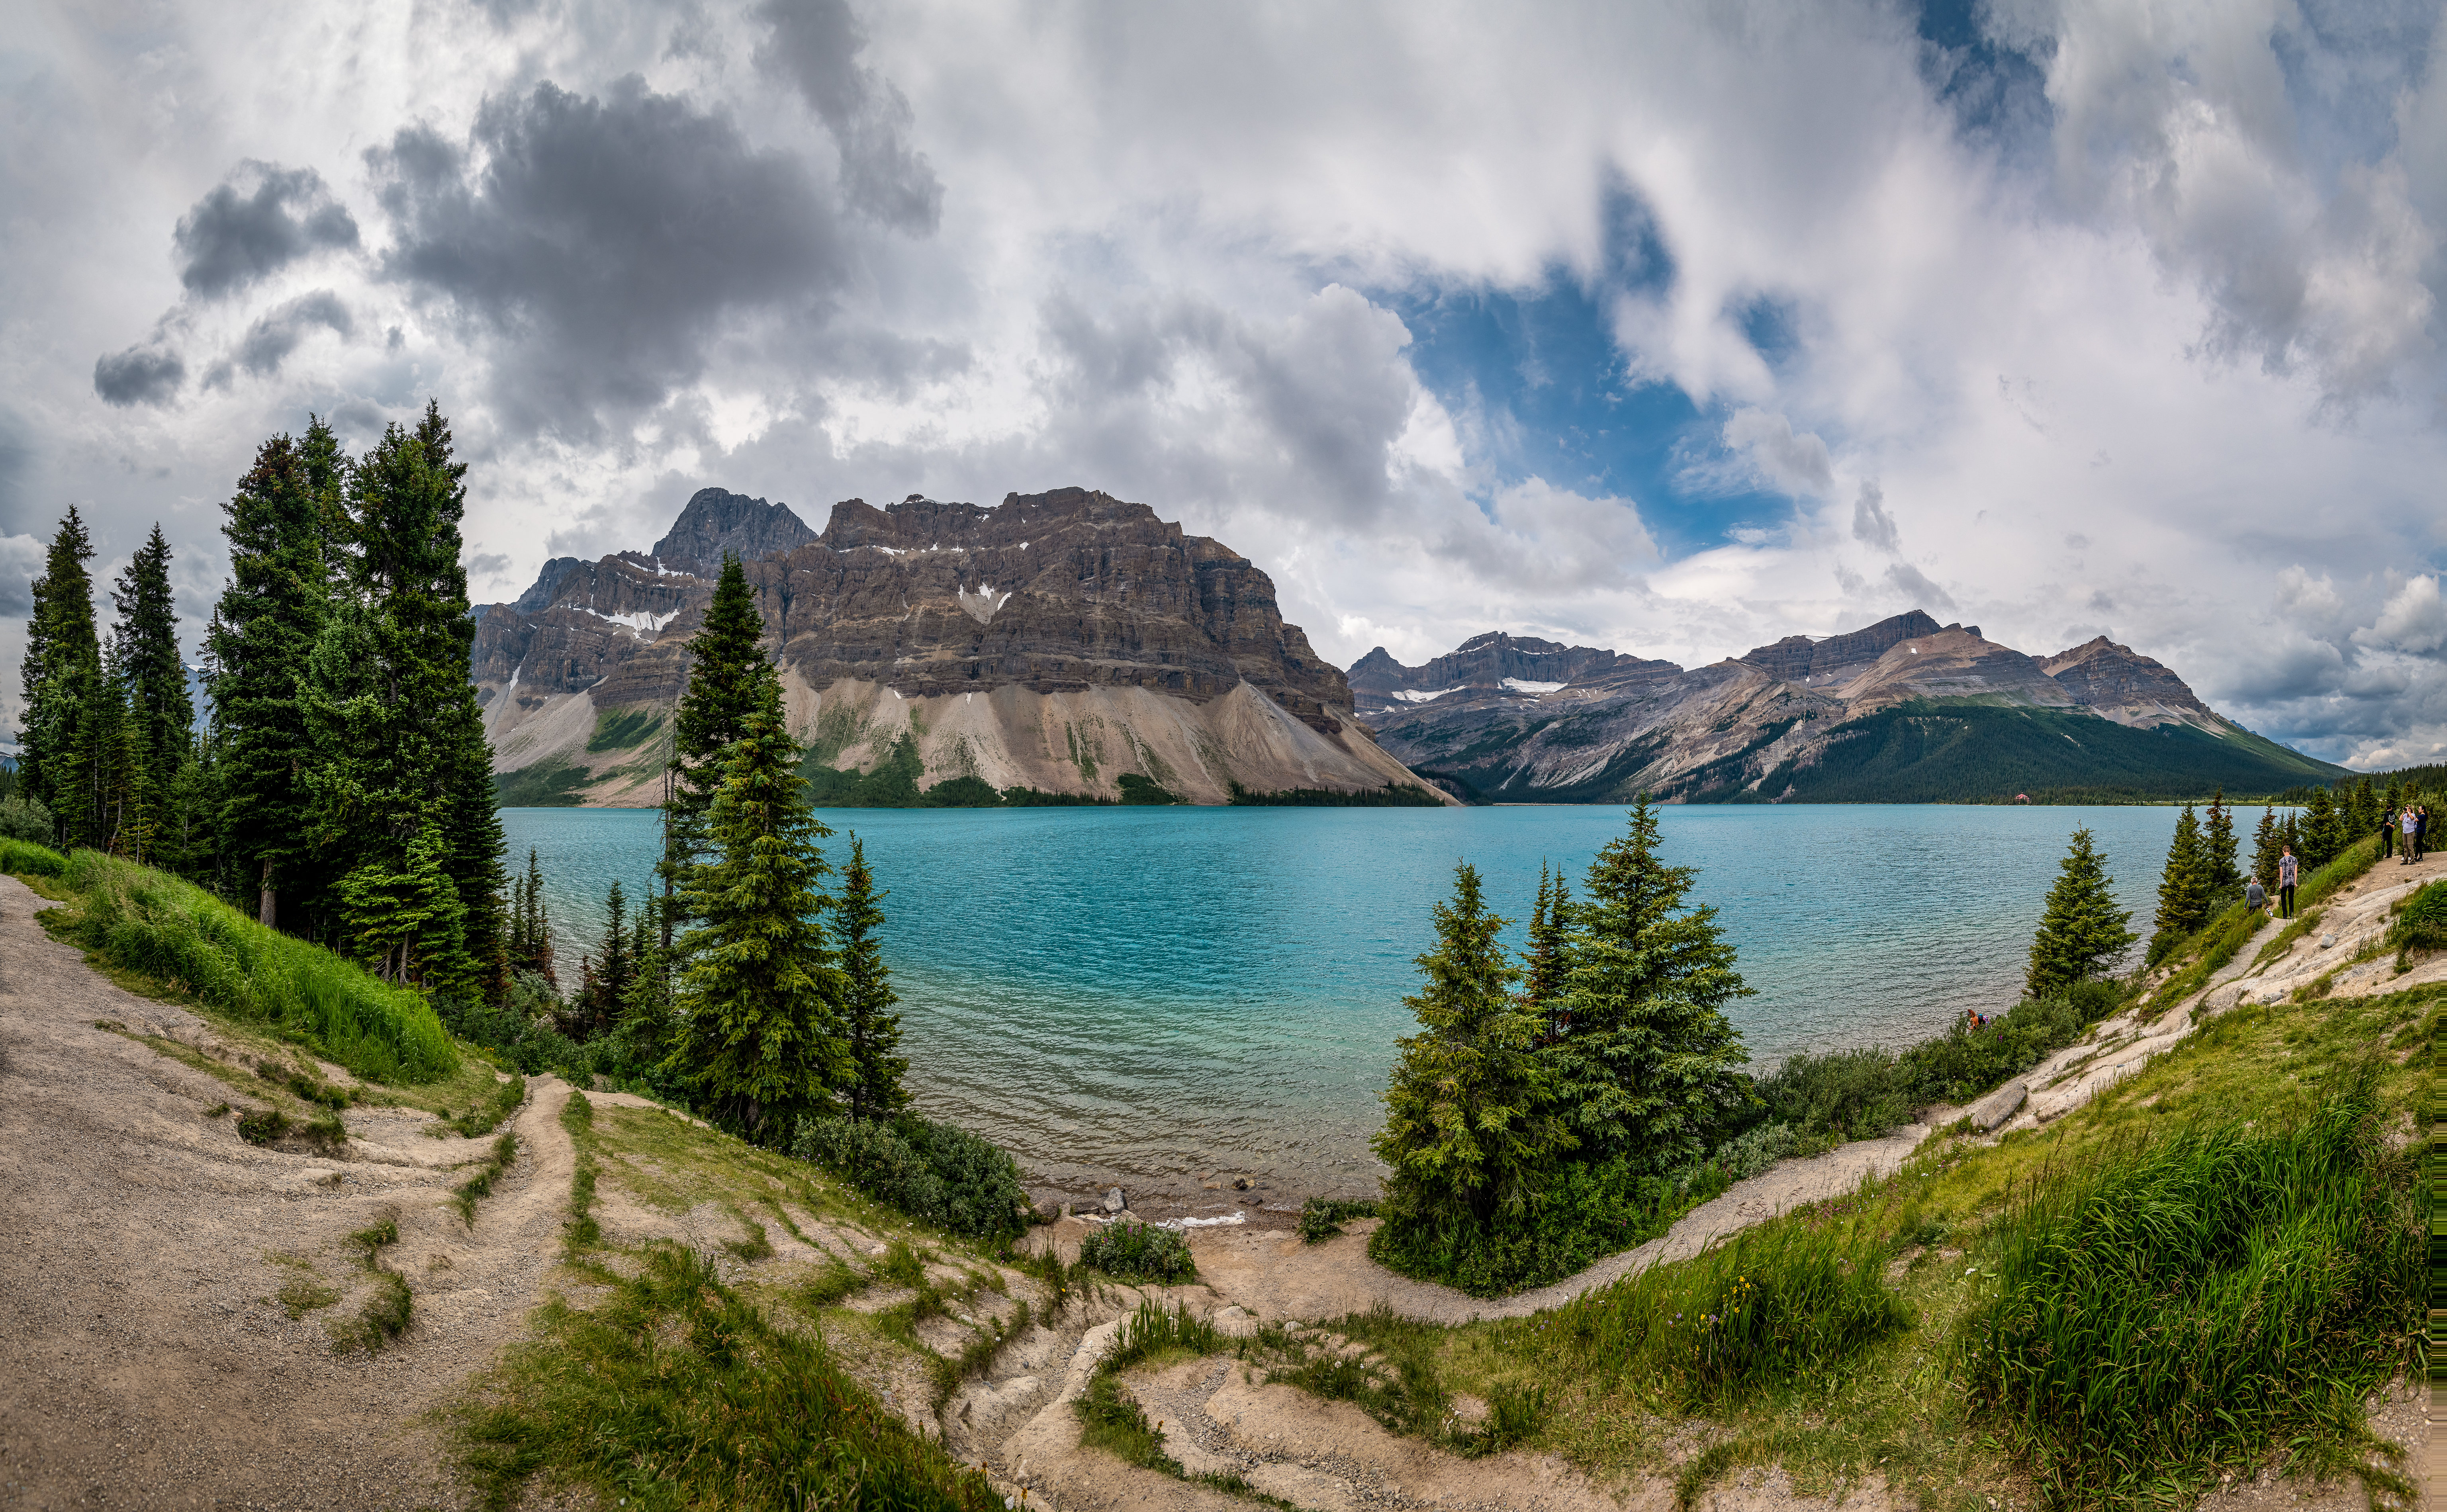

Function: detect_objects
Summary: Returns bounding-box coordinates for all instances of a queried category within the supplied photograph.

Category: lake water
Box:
[498,803,2195,1209]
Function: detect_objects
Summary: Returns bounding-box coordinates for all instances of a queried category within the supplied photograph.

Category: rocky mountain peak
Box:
[2040,636,2215,720]
[650,488,818,576]
[1737,610,1945,685]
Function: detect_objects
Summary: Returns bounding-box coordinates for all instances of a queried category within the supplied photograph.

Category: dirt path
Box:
[0,874,577,1511]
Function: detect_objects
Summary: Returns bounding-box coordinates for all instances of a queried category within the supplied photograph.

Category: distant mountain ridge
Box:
[1355,613,2344,804]
[477,486,1441,806]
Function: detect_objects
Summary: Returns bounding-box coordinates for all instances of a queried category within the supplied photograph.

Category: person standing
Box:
[2381,804,2396,859]
[2418,805,2430,863]
[2245,875,2267,915]
[2402,805,2420,866]
[2277,845,2298,919]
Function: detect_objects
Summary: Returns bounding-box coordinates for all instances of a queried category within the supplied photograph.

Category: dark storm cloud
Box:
[221,290,352,382]
[755,0,944,234]
[172,162,360,298]
[93,345,187,407]
[370,78,846,436]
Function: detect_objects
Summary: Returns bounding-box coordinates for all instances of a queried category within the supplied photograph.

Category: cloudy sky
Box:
[4,0,2444,765]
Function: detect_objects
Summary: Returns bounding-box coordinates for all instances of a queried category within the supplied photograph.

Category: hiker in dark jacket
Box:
[2277,847,2298,919]
[2245,876,2268,915]
[2381,806,2396,858]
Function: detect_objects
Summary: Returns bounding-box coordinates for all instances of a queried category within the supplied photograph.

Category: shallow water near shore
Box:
[501,802,2191,1209]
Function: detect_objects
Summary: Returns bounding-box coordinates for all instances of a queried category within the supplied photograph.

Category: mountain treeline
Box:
[15,406,508,1000]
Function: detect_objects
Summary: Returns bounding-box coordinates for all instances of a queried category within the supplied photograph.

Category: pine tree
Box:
[837,835,908,1122]
[2151,804,2210,955]
[572,880,633,1039]
[2302,788,2339,868]
[2250,808,2280,888]
[663,556,771,920]
[209,432,332,926]
[1547,798,1752,1172]
[1373,863,1567,1234]
[158,732,219,884]
[337,817,472,990]
[21,508,100,843]
[664,676,846,1138]
[303,407,503,992]
[2202,788,2240,895]
[111,523,192,790]
[1521,861,1572,1042]
[2345,780,2376,846]
[508,847,556,985]
[2026,827,2137,996]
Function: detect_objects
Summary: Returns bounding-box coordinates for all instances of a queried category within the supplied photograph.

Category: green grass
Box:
[335,1269,413,1353]
[0,837,67,876]
[1298,1197,1380,1243]
[455,1243,1000,1512]
[1077,1219,1197,1283]
[491,755,592,807]
[587,707,664,753]
[1964,1062,2420,1508]
[453,1133,518,1225]
[1503,1216,1911,1408]
[561,1091,601,1252]
[445,1074,526,1138]
[52,849,458,1084]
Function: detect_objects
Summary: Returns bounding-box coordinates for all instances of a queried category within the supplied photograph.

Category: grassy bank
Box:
[14,848,458,1084]
[1275,951,2430,1507]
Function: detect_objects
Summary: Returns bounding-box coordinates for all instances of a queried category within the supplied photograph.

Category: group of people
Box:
[2383,803,2429,865]
[2241,802,2432,922]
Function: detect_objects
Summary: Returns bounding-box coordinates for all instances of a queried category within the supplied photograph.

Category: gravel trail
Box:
[0,874,574,1511]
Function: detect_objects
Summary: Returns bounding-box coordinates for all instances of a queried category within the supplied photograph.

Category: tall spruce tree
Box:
[2151,803,2211,953]
[2026,827,2136,996]
[2202,788,2240,895]
[1546,798,1751,1172]
[302,407,503,993]
[836,835,908,1122]
[21,508,101,843]
[111,524,191,788]
[2345,780,2376,845]
[208,432,332,925]
[664,673,845,1138]
[337,817,472,989]
[508,847,556,985]
[572,880,634,1039]
[663,556,771,920]
[2302,788,2339,868]
[1521,861,1572,1042]
[2250,808,2281,888]
[1373,863,1566,1235]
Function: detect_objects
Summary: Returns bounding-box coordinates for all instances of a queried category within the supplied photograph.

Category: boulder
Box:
[1102,1187,1127,1214]
[1968,1080,2027,1133]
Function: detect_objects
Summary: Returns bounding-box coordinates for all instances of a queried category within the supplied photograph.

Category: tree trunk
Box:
[258,857,276,928]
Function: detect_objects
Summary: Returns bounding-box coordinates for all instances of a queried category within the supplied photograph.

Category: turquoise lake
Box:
[499,803,2196,1208]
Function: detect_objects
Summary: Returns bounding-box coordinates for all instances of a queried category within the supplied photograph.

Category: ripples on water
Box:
[501,802,2187,1204]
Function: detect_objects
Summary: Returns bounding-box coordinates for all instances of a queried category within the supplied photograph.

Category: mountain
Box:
[478,486,1443,806]
[1355,612,2347,804]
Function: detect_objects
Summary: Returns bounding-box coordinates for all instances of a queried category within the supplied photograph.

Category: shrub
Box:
[1371,1152,1678,1297]
[790,1113,1027,1243]
[1078,1220,1197,1283]
[236,1107,288,1145]
[61,850,456,1083]
[1963,1062,2418,1504]
[0,795,53,843]
[1106,1298,1220,1370]
[1298,1197,1380,1244]
[2388,880,2447,966]
[1754,1048,1914,1139]
[1510,1216,1911,1406]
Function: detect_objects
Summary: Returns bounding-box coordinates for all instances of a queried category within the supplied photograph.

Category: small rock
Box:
[1968,1079,2027,1133]
[1233,1176,1250,1191]
[1102,1187,1126,1214]
[2319,933,2336,949]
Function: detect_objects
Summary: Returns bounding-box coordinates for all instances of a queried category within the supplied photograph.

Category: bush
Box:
[1298,1197,1379,1244]
[1964,1063,2418,1504]
[1754,1048,1914,1140]
[791,1113,1027,1243]
[61,850,456,1084]
[1077,1220,1197,1283]
[236,1107,288,1145]
[0,836,66,876]
[1371,1152,1684,1297]
[0,796,55,845]
[435,974,596,1083]
[1508,1216,1911,1406]
[2388,880,2447,965]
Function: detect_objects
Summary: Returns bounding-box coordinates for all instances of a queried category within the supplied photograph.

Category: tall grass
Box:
[1963,1061,2419,1505]
[456,1242,999,1511]
[0,837,67,876]
[60,850,456,1084]
[1504,1216,1910,1406]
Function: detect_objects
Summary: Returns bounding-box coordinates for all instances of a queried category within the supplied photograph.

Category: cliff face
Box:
[478,487,1441,805]
[1360,611,2343,802]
